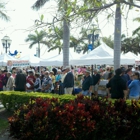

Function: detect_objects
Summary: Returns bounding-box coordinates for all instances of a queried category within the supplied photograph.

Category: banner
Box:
[135,61,140,65]
[7,60,30,67]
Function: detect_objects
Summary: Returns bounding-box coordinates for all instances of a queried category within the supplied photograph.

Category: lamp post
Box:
[76,46,82,54]
[87,26,100,53]
[1,35,12,53]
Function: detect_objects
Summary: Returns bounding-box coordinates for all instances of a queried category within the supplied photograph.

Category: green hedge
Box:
[0,91,76,110]
[0,91,134,111]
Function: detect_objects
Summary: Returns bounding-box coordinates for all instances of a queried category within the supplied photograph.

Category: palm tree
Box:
[133,17,140,35]
[102,36,114,49]
[83,1,140,70]
[121,36,140,55]
[25,30,49,58]
[0,2,10,21]
[32,0,70,67]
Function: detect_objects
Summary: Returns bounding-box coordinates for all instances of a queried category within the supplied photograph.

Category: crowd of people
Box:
[0,65,140,100]
[74,65,140,100]
[0,66,75,95]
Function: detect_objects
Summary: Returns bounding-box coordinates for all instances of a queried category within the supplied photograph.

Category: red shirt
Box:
[0,74,4,88]
[26,75,35,90]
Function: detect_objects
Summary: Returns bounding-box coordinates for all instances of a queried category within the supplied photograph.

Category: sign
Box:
[98,80,108,96]
[7,60,30,67]
[88,44,93,50]
[135,61,140,65]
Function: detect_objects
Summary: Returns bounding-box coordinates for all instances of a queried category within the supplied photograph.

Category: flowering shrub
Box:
[8,95,140,140]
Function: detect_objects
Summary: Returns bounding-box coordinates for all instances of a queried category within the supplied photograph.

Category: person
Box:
[106,68,128,99]
[59,68,67,95]
[92,69,101,96]
[103,67,110,80]
[121,67,127,83]
[81,69,93,96]
[55,69,62,82]
[26,70,36,92]
[6,72,14,91]
[52,67,57,76]
[2,70,8,91]
[34,73,41,92]
[49,71,55,93]
[106,72,114,98]
[15,69,26,91]
[63,66,74,94]
[128,72,140,100]
[107,72,114,82]
[135,66,139,72]
[11,69,17,79]
[41,71,53,93]
[0,70,4,91]
[123,68,132,83]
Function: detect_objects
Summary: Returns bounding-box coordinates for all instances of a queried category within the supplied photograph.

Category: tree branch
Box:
[122,1,140,8]
[85,2,117,12]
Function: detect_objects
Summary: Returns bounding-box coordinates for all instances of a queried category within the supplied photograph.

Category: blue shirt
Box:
[128,80,140,97]
[55,74,62,82]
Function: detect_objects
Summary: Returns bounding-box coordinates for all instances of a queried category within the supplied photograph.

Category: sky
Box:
[0,0,140,57]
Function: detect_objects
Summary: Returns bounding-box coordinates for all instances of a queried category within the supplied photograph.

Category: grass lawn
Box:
[0,119,9,133]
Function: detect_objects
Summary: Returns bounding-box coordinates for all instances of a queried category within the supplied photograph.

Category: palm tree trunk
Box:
[38,42,40,58]
[114,3,121,70]
[63,19,70,67]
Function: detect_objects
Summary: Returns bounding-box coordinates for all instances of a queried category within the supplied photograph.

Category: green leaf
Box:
[67,7,72,16]
[40,14,44,22]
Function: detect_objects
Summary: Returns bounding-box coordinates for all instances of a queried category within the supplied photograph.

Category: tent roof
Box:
[80,43,113,59]
[70,44,135,65]
[40,48,82,66]
[19,54,41,66]
[122,52,140,60]
[0,53,17,66]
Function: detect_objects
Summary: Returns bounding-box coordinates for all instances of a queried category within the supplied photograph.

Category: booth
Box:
[40,48,82,66]
[70,44,135,65]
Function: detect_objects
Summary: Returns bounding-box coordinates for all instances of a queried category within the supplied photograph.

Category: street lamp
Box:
[1,35,12,53]
[87,25,100,53]
[76,46,82,54]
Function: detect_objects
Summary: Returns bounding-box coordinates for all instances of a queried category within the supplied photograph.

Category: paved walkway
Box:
[0,131,15,140]
[0,103,17,140]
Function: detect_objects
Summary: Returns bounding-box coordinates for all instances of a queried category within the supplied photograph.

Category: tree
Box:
[121,32,140,55]
[133,17,140,35]
[0,2,10,21]
[102,36,114,49]
[25,30,48,58]
[81,0,140,70]
[31,0,101,67]
[32,0,71,67]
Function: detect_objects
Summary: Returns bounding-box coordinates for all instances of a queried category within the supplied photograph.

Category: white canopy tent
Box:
[40,48,83,66]
[40,49,61,59]
[0,53,18,66]
[70,44,135,65]
[122,52,140,61]
[19,54,41,66]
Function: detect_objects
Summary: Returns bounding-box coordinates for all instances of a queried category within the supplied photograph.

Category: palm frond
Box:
[0,3,10,21]
[32,0,49,10]
[29,42,37,49]
[48,46,62,54]
[132,27,140,35]
[133,17,140,22]
[39,40,51,47]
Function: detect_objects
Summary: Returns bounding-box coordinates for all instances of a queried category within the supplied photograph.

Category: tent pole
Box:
[91,65,93,78]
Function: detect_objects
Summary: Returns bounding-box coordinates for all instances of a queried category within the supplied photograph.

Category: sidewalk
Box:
[0,131,15,140]
[0,103,17,140]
